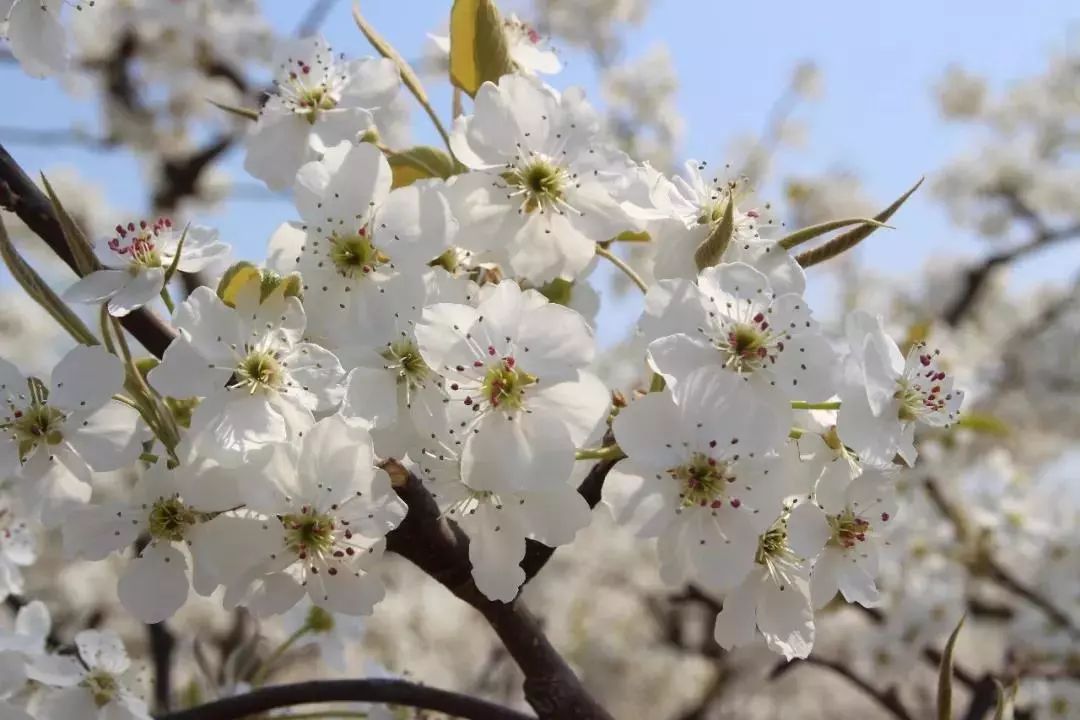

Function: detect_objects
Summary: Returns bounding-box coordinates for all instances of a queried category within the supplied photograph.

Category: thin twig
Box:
[770,656,914,720]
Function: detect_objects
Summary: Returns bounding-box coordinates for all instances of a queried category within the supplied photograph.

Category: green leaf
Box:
[207,98,259,122]
[449,0,515,97]
[937,614,966,720]
[0,218,98,346]
[955,413,1010,436]
[778,217,892,251]
[693,196,734,271]
[796,177,924,268]
[162,224,189,284]
[41,173,98,276]
[387,146,461,188]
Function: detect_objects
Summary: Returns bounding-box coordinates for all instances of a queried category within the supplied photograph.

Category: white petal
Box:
[62,502,141,560]
[646,334,718,389]
[688,505,757,592]
[265,221,306,275]
[611,390,685,471]
[286,342,344,412]
[244,107,313,192]
[786,501,830,559]
[248,572,305,617]
[529,371,609,447]
[15,600,51,647]
[458,502,527,602]
[7,0,66,78]
[62,270,129,304]
[603,459,680,538]
[757,572,815,660]
[117,543,189,624]
[462,408,574,493]
[340,366,398,429]
[107,267,165,317]
[37,688,98,720]
[75,629,130,674]
[522,485,592,546]
[308,567,385,616]
[50,345,124,412]
[66,401,142,472]
[712,572,759,650]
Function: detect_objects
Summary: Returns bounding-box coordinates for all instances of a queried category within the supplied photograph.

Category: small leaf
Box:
[387,146,461,188]
[937,614,966,720]
[778,217,892,251]
[955,413,1010,436]
[0,218,98,346]
[353,2,431,107]
[450,0,515,97]
[216,262,262,308]
[615,230,651,243]
[207,98,259,122]
[797,177,924,268]
[992,679,1017,720]
[693,196,734,271]
[41,174,98,276]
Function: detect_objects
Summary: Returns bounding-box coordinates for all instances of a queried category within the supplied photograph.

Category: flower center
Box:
[108,218,171,268]
[148,496,196,542]
[895,346,951,422]
[382,340,430,387]
[504,157,569,214]
[282,508,336,558]
[714,315,781,373]
[328,227,386,278]
[755,525,790,565]
[82,669,119,707]
[668,452,735,508]
[828,509,871,549]
[233,350,284,393]
[481,358,537,410]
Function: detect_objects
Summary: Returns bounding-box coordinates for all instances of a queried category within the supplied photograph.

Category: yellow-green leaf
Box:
[449,0,514,97]
[41,173,97,276]
[937,614,966,720]
[216,262,262,308]
[955,413,1010,436]
[388,146,460,188]
[207,98,259,122]
[615,230,651,243]
[778,217,892,251]
[797,177,923,268]
[693,196,734,271]
[353,2,431,107]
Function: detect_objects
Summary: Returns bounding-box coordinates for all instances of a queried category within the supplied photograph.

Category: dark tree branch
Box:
[0,143,177,358]
[769,656,914,720]
[295,0,342,37]
[152,135,236,213]
[155,678,534,720]
[386,472,614,720]
[147,622,176,712]
[520,452,619,584]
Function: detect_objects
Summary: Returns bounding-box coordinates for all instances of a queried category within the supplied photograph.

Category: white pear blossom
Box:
[0,600,49,698]
[837,311,963,466]
[415,280,610,493]
[712,519,817,660]
[646,262,836,413]
[604,367,798,592]
[418,432,592,602]
[243,35,399,191]
[285,140,455,339]
[148,286,344,465]
[192,416,406,617]
[0,346,141,526]
[428,14,561,77]
[448,74,631,282]
[34,630,151,720]
[63,220,228,317]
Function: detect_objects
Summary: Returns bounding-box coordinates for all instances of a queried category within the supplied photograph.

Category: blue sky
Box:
[3,0,1079,340]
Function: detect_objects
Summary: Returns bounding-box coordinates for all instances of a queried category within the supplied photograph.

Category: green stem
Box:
[595,245,648,294]
[251,627,312,686]
[791,400,841,410]
[575,444,625,462]
[160,287,176,315]
[275,713,370,719]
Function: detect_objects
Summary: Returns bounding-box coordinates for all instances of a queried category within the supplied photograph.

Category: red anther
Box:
[487,346,497,356]
[881,512,890,522]
[473,360,484,368]
[856,532,866,541]
[127,222,136,231]
[920,354,932,366]
[777,341,785,352]
[730,498,741,508]
[328,567,338,575]
[455,365,465,372]
[346,547,355,556]
[464,396,473,406]
[450,383,459,391]
[710,500,723,509]
[344,529,353,539]
[358,226,366,235]
[504,356,515,368]
[527,28,540,43]
[753,313,765,323]
[709,440,717,447]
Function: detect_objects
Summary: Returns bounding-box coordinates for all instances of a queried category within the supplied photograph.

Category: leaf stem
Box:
[595,244,648,294]
[790,400,841,410]
[575,444,625,462]
[251,627,312,687]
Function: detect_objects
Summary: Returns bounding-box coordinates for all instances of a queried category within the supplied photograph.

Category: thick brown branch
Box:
[0,143,176,358]
[387,472,614,720]
[155,678,534,720]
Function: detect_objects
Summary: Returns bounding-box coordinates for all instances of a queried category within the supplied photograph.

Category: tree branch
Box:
[386,472,614,720]
[0,143,176,358]
[769,656,914,720]
[155,678,534,720]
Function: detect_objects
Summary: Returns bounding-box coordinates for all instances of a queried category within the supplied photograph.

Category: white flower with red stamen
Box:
[787,469,898,608]
[417,423,592,602]
[837,311,964,466]
[712,517,817,660]
[148,286,344,466]
[0,346,141,526]
[646,262,837,416]
[191,416,406,617]
[447,74,631,283]
[415,280,609,493]
[603,367,798,593]
[243,35,399,191]
[277,140,455,341]
[64,219,228,317]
